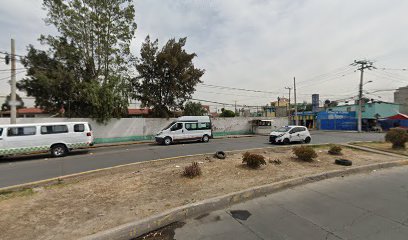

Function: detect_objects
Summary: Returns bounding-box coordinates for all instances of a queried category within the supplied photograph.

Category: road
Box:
[173,166,408,240]
[0,131,383,188]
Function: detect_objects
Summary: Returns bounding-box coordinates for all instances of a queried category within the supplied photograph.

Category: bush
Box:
[183,162,202,178]
[328,145,342,155]
[292,146,317,161]
[242,152,266,169]
[385,128,408,149]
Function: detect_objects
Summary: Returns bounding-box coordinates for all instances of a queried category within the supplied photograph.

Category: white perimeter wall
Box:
[0,117,288,143]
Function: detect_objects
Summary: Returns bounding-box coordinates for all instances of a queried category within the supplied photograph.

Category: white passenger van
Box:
[155,116,212,145]
[0,122,94,158]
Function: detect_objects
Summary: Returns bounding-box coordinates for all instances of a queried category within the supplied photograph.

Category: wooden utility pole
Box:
[294,77,298,125]
[10,39,17,124]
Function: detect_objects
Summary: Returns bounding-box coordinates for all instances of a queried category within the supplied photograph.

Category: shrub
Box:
[385,128,408,149]
[242,152,266,169]
[183,162,202,178]
[292,146,317,161]
[328,145,342,155]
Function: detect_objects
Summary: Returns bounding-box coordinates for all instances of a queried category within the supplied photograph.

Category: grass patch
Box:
[353,142,408,156]
[0,188,35,201]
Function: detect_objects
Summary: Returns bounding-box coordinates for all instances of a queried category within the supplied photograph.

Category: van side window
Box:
[0,128,3,136]
[41,125,68,134]
[8,127,36,136]
[198,122,211,130]
[185,123,198,130]
[74,124,85,132]
[171,123,183,131]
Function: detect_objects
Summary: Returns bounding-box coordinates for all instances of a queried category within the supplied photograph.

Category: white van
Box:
[0,122,94,158]
[269,125,311,144]
[155,116,212,145]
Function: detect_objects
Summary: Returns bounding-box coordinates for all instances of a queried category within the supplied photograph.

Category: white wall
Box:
[0,117,288,143]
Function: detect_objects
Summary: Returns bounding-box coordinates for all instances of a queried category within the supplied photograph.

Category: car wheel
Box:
[202,135,210,142]
[304,137,311,144]
[51,144,68,157]
[163,137,172,145]
[283,138,290,145]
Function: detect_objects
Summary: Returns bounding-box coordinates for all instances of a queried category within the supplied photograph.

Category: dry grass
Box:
[0,146,404,240]
[353,142,408,156]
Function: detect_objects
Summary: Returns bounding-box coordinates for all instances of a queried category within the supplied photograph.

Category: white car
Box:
[269,125,311,144]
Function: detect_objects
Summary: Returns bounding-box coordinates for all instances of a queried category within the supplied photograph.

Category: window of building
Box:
[41,125,68,134]
[74,124,85,132]
[7,127,36,136]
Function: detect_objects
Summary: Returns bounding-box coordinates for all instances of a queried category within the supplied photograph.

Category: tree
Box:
[183,102,206,116]
[219,108,235,117]
[1,94,25,111]
[132,36,205,117]
[385,128,408,149]
[17,0,137,122]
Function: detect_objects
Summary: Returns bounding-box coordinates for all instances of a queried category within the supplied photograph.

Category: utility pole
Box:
[285,86,292,119]
[294,77,298,125]
[10,39,17,124]
[352,60,375,132]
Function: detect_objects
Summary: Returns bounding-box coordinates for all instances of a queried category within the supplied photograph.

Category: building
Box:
[327,102,400,119]
[0,107,52,118]
[394,86,408,115]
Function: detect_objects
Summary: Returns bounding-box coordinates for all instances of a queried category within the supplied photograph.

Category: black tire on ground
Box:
[304,137,311,144]
[215,151,226,159]
[335,159,352,166]
[51,144,68,157]
[283,138,290,145]
[202,135,210,142]
[163,137,172,145]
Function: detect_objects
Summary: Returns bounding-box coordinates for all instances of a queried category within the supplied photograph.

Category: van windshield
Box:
[162,121,176,130]
[275,127,291,132]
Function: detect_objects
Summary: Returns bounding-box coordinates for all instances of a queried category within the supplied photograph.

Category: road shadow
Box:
[0,150,90,163]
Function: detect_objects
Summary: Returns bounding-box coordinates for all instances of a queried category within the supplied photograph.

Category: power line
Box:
[199,83,282,94]
[0,70,26,81]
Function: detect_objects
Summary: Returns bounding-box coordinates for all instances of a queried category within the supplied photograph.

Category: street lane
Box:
[174,166,408,240]
[0,131,384,188]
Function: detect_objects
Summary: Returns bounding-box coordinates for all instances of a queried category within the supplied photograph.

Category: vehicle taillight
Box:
[87,132,92,136]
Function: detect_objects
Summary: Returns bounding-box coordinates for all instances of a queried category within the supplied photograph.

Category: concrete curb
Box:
[89,135,256,149]
[80,159,408,240]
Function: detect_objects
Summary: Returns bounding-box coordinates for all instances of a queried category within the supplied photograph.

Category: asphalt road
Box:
[173,166,408,240]
[0,131,383,188]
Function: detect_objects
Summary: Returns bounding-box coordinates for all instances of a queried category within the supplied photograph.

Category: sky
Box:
[1,0,408,110]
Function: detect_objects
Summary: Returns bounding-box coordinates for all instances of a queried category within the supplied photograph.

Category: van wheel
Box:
[202,135,210,142]
[283,138,290,145]
[51,144,68,157]
[163,137,172,146]
[304,137,311,144]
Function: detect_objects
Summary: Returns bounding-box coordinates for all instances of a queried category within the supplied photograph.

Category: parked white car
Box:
[155,116,212,145]
[269,125,311,144]
[0,122,94,158]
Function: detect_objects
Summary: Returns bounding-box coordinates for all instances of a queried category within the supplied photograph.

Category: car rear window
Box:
[41,125,68,134]
[74,124,85,132]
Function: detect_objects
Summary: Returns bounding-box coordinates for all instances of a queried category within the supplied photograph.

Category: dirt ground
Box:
[354,142,408,156]
[0,145,405,240]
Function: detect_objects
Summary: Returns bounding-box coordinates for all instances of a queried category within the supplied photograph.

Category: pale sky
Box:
[1,0,408,110]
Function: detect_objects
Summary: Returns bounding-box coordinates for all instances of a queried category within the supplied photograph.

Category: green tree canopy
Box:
[132,36,205,117]
[17,0,137,122]
[219,108,235,117]
[1,94,25,111]
[183,101,207,116]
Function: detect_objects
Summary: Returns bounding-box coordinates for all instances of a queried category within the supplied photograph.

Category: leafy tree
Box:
[17,0,137,122]
[1,94,25,111]
[219,108,235,117]
[183,101,206,116]
[132,36,205,117]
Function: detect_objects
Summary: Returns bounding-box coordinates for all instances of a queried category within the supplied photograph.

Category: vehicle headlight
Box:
[277,134,284,137]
